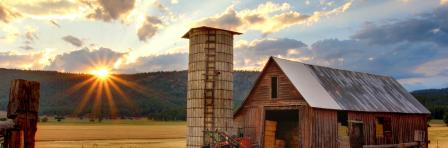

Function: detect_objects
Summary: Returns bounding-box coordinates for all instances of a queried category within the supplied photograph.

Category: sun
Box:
[90,68,110,79]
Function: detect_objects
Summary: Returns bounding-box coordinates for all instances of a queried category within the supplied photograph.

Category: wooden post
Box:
[6,79,39,148]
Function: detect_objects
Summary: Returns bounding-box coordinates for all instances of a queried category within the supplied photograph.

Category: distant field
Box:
[36,118,186,148]
[429,120,448,148]
[35,119,448,147]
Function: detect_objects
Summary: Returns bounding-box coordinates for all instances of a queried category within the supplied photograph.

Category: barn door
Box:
[349,121,364,148]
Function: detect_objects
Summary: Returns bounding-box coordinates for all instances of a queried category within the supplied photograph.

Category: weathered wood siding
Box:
[348,112,428,146]
[233,60,428,148]
[234,61,307,146]
[297,107,338,148]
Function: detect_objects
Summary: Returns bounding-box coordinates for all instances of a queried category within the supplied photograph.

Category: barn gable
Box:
[234,58,307,116]
[235,57,430,116]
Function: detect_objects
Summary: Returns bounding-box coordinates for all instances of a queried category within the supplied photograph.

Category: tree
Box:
[54,116,65,122]
[444,113,448,125]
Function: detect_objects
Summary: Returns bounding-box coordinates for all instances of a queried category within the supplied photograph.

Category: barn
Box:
[233,57,430,148]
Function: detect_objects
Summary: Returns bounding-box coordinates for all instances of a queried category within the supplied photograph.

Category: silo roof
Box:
[182,26,241,39]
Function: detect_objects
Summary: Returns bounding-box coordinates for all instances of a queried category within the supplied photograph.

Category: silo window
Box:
[271,76,278,99]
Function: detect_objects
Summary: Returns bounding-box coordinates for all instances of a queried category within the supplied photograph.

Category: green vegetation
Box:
[38,117,185,126]
[444,113,448,125]
[0,68,259,121]
[412,88,448,119]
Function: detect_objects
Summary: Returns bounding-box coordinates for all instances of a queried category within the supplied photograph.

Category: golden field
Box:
[35,119,448,148]
[36,118,186,148]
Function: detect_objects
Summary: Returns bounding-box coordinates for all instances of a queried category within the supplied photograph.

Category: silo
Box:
[182,26,241,147]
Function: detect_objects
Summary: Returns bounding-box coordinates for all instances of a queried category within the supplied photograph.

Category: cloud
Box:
[351,7,448,46]
[137,15,163,42]
[234,38,310,70]
[442,0,448,5]
[18,26,39,50]
[85,0,136,22]
[19,45,34,50]
[415,58,448,77]
[119,53,188,73]
[3,0,81,17]
[45,47,125,72]
[232,5,448,90]
[0,3,21,23]
[49,20,60,28]
[0,52,44,69]
[196,1,352,34]
[62,35,83,47]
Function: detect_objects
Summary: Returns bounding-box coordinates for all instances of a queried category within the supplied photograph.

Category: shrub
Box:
[443,113,448,125]
[41,116,48,122]
[55,116,65,122]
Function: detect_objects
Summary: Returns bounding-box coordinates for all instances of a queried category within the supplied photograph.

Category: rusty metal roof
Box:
[272,57,430,114]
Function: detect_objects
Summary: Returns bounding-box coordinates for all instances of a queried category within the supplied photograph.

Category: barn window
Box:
[376,117,392,137]
[271,76,278,99]
[337,111,348,126]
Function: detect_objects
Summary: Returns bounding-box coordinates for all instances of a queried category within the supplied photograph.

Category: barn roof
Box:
[235,57,430,115]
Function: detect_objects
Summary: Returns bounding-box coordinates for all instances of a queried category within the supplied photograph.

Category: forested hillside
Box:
[0,68,258,120]
[0,68,446,120]
[412,88,448,119]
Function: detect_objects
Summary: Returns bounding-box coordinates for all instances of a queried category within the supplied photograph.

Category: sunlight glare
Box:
[91,68,110,79]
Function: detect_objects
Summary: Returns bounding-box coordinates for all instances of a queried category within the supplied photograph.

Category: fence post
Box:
[6,79,40,148]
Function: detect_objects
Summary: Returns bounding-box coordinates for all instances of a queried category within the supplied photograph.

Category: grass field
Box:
[35,118,448,148]
[428,120,448,148]
[36,118,186,148]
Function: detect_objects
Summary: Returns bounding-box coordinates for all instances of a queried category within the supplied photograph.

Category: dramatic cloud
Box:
[137,15,163,42]
[351,8,448,46]
[232,5,448,90]
[45,47,125,72]
[62,35,83,47]
[234,38,310,70]
[0,3,21,23]
[196,1,352,34]
[85,0,136,22]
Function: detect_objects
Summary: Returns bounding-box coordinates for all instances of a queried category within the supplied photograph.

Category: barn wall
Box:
[234,61,307,146]
[233,59,428,148]
[348,112,428,146]
[298,108,338,148]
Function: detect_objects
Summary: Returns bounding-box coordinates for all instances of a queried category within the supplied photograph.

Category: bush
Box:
[54,116,65,122]
[443,113,448,125]
[41,116,48,122]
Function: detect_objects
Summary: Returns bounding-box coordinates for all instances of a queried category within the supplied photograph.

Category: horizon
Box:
[0,0,447,91]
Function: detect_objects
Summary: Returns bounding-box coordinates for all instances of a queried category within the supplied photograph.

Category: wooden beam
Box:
[362,142,420,148]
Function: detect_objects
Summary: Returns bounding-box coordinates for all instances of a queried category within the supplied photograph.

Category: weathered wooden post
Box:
[5,79,39,148]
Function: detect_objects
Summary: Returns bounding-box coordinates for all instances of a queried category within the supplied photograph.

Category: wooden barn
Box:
[233,57,430,148]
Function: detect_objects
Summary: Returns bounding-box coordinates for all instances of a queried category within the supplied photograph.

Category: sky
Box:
[0,0,447,91]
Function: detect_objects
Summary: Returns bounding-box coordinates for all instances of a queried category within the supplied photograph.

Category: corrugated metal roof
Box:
[272,57,430,114]
[273,57,341,110]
